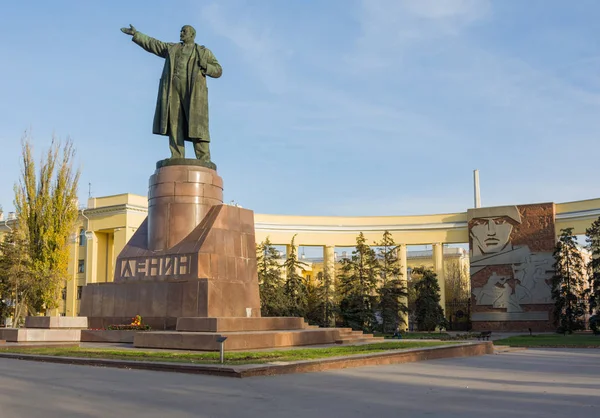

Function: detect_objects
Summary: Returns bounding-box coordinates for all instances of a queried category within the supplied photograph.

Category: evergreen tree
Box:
[338,233,379,331]
[376,231,408,333]
[256,237,286,316]
[306,271,335,327]
[585,218,600,325]
[13,135,80,313]
[304,274,321,325]
[319,271,335,327]
[283,235,308,317]
[412,267,445,331]
[552,228,586,333]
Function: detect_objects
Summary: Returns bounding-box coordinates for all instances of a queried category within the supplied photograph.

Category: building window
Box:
[77,286,83,300]
[61,288,67,300]
[78,260,85,274]
[78,229,86,246]
[306,274,311,281]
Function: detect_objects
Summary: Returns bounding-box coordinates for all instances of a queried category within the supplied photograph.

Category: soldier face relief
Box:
[470,216,513,256]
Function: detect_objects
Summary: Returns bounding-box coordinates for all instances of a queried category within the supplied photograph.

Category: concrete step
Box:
[335,337,385,344]
[337,330,374,338]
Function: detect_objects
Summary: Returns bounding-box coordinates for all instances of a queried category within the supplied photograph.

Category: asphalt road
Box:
[0,348,598,418]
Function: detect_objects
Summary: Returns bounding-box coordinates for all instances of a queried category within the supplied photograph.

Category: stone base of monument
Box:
[81,202,263,330]
[133,317,380,351]
[78,163,378,351]
[0,316,88,342]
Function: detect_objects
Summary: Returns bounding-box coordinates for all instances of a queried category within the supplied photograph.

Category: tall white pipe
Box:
[474,169,481,208]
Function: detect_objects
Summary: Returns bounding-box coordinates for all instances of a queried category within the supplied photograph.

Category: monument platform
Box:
[78,162,375,351]
[175,316,307,332]
[134,317,382,351]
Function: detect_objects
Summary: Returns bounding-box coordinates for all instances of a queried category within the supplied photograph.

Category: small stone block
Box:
[24,316,88,329]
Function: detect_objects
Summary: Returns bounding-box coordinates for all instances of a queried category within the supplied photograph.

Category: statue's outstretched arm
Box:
[121,25,170,58]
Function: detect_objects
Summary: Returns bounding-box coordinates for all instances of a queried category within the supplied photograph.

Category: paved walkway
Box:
[0,348,598,417]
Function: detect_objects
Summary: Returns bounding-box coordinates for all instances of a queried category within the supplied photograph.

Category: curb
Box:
[0,342,493,378]
[493,346,528,354]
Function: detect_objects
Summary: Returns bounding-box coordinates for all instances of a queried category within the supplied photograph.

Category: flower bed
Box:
[106,324,151,331]
[106,315,150,331]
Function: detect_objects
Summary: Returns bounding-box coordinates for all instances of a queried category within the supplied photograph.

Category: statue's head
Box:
[468,206,521,257]
[180,25,196,43]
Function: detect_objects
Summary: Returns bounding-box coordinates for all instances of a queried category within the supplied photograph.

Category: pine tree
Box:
[306,271,335,327]
[319,271,335,327]
[256,237,287,316]
[338,233,379,331]
[376,231,407,333]
[13,135,80,314]
[283,235,308,317]
[585,217,600,333]
[552,228,587,333]
[304,274,321,325]
[412,267,445,331]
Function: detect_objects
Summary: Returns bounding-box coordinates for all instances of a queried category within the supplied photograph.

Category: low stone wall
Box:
[135,328,342,351]
[0,328,81,342]
[176,317,307,332]
[81,330,139,343]
[240,342,495,377]
[25,316,88,329]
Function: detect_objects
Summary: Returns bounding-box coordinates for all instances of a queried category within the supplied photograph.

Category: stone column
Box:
[113,228,133,261]
[147,164,223,251]
[66,236,79,316]
[432,243,446,313]
[323,245,336,326]
[86,231,98,284]
[323,245,336,283]
[397,244,408,331]
[112,228,135,282]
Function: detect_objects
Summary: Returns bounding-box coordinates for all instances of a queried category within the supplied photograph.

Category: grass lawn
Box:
[494,334,600,348]
[0,341,458,365]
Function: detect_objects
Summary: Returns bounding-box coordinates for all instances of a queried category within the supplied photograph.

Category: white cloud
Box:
[199,2,292,94]
[349,0,490,71]
[401,0,490,21]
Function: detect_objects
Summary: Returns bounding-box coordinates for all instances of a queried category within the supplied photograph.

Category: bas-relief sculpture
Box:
[120,24,222,168]
[468,205,554,320]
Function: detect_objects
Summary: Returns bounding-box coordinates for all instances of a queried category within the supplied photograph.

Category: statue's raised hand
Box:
[120,24,137,36]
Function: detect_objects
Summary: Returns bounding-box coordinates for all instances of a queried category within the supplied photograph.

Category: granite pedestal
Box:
[80,162,378,351]
[81,163,261,330]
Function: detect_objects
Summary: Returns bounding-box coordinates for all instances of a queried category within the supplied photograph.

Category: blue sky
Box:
[1,0,599,217]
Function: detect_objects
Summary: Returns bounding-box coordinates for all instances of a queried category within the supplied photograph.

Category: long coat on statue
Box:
[132,32,222,141]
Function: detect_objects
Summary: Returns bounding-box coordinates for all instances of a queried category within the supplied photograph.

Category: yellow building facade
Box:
[1,194,600,319]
